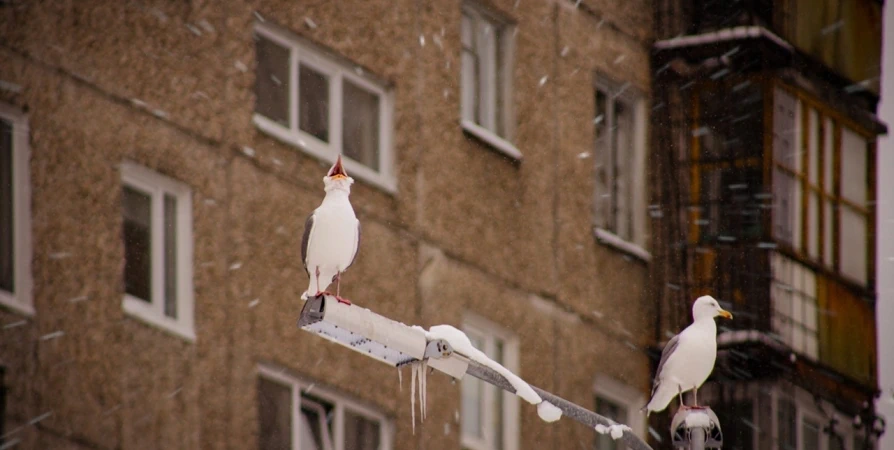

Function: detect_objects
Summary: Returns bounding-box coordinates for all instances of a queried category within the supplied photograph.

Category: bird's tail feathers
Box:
[644,382,676,415]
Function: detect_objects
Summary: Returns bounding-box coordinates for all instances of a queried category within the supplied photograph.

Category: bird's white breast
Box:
[662,321,717,389]
[306,195,358,271]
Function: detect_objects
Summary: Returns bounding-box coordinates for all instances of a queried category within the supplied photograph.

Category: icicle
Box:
[423,360,429,420]
[398,366,403,391]
[411,362,417,434]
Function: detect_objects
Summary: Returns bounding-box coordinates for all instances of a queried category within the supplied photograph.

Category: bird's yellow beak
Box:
[718,309,733,320]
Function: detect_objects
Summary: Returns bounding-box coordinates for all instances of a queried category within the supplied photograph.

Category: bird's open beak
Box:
[718,309,733,320]
[327,155,348,180]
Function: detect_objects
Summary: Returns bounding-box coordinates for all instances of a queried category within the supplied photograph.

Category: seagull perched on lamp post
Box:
[301,155,361,305]
[645,295,733,415]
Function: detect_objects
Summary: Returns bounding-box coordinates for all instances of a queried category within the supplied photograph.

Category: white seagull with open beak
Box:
[301,155,361,305]
[645,295,733,415]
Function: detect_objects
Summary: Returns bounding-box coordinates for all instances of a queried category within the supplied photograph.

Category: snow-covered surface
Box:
[595,423,632,440]
[425,325,542,404]
[537,401,562,422]
[684,411,713,429]
[594,227,652,262]
[654,26,794,52]
[716,329,788,352]
[461,120,523,160]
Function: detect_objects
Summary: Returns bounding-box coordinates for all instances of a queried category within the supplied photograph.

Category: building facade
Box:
[650,0,886,449]
[0,1,656,449]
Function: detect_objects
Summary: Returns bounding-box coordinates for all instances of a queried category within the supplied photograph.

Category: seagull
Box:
[301,155,361,305]
[645,295,733,415]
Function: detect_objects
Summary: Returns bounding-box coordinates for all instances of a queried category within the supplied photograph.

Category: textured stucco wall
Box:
[0,0,653,448]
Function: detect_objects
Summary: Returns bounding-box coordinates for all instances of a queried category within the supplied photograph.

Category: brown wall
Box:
[0,0,653,448]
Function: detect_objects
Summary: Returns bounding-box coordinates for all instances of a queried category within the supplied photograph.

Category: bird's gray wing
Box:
[651,334,681,396]
[346,220,360,270]
[301,213,315,276]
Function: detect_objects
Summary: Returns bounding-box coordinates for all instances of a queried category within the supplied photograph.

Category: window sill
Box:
[594,228,651,263]
[461,120,523,161]
[0,290,35,316]
[123,295,196,342]
[253,114,398,194]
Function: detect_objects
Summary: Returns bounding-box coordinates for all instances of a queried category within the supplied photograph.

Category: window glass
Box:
[163,194,178,318]
[808,192,819,259]
[802,419,820,450]
[776,397,796,450]
[299,64,330,143]
[823,199,834,268]
[123,186,152,302]
[300,394,336,450]
[258,378,293,450]
[462,332,486,440]
[0,119,13,293]
[461,7,509,138]
[342,80,380,170]
[773,88,799,170]
[840,128,867,206]
[255,36,291,126]
[840,206,867,284]
[461,13,477,123]
[808,109,819,184]
[344,410,381,450]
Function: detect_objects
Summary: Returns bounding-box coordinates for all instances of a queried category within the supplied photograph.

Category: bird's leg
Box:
[312,267,335,298]
[678,386,689,410]
[693,387,699,407]
[334,272,351,305]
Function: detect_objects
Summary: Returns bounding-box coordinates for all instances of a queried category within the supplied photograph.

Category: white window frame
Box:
[252,22,396,193]
[461,314,520,450]
[460,3,520,160]
[257,365,394,450]
[120,162,195,341]
[0,103,33,316]
[593,76,649,258]
[593,375,647,446]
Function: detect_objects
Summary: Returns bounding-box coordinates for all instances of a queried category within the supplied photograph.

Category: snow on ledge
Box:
[595,423,632,440]
[654,26,794,52]
[461,120,523,161]
[594,228,651,262]
[425,325,542,405]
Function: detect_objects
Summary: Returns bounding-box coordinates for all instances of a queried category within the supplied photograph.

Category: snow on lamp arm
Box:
[296,294,655,450]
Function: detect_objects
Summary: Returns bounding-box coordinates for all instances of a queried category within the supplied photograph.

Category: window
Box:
[770,253,819,359]
[0,104,32,316]
[253,22,395,191]
[739,385,857,450]
[460,3,519,159]
[257,367,392,450]
[121,162,194,340]
[716,401,755,450]
[777,397,797,450]
[771,87,873,286]
[592,376,646,450]
[461,316,519,450]
[594,78,648,252]
[692,79,764,246]
[595,396,627,450]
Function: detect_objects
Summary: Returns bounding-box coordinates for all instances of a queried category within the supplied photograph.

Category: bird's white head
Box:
[692,295,733,321]
[323,155,354,193]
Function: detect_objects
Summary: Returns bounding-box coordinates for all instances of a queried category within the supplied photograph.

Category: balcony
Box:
[666,75,880,393]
